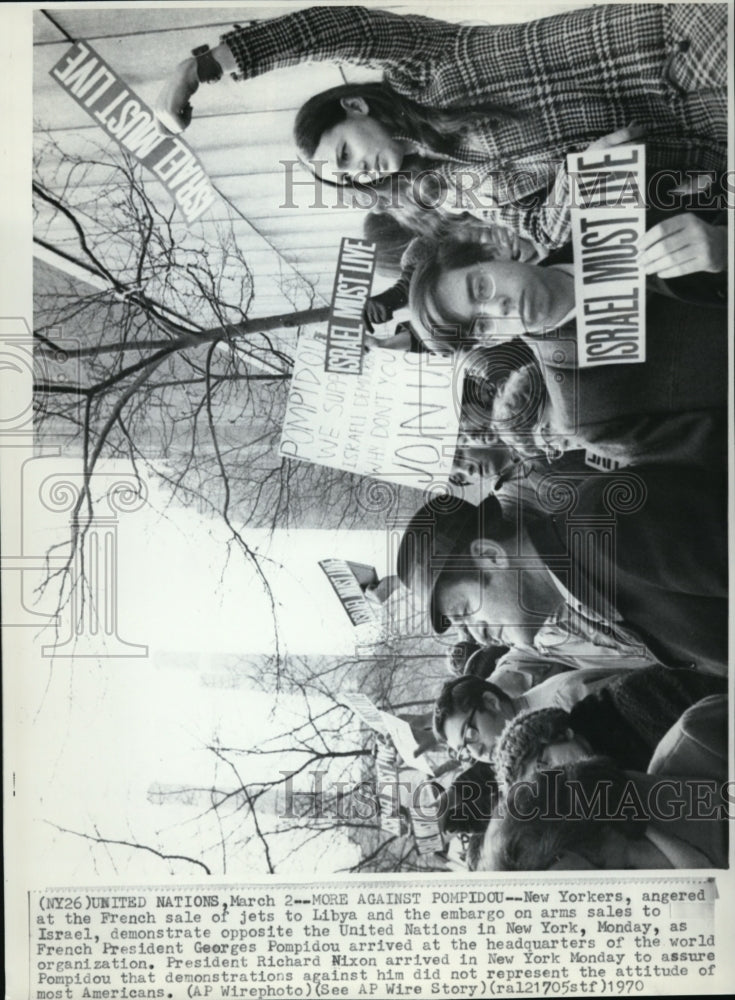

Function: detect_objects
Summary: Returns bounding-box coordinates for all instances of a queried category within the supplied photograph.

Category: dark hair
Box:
[447,639,482,675]
[409,239,512,351]
[489,758,649,871]
[438,761,499,836]
[294,82,520,163]
[461,644,511,679]
[366,207,535,286]
[433,675,513,741]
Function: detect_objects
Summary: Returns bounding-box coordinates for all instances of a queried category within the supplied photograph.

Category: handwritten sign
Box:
[280,332,462,491]
[568,144,646,366]
[51,42,217,224]
[343,693,434,776]
[325,239,377,375]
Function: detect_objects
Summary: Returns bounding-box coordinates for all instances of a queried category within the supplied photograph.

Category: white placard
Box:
[568,143,647,366]
[280,332,462,490]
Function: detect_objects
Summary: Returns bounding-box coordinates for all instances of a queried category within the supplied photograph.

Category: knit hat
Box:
[491,707,571,787]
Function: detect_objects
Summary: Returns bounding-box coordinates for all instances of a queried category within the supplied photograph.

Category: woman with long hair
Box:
[155,4,727,249]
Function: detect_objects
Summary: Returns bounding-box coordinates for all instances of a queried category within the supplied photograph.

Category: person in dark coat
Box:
[491,665,727,783]
[396,468,727,675]
[407,204,726,469]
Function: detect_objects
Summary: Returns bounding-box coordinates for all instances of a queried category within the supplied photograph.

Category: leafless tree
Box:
[32,135,416,652]
[146,652,451,875]
[32,136,453,874]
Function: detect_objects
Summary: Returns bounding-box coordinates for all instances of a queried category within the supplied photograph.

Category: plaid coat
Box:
[222,4,728,247]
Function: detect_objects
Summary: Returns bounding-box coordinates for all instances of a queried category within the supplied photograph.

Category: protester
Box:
[407,219,726,468]
[484,757,728,870]
[363,211,544,343]
[431,672,647,765]
[154,5,727,248]
[410,213,726,341]
[411,216,727,351]
[490,666,727,785]
[396,484,727,674]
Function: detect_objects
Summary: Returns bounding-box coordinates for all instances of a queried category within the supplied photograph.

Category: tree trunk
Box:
[39,306,333,359]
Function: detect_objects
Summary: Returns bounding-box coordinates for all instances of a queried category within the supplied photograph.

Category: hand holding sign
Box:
[639,214,727,279]
[154,58,200,136]
[364,296,394,333]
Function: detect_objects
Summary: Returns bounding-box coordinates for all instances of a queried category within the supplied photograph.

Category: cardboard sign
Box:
[409,784,445,855]
[280,332,462,491]
[374,741,403,836]
[325,239,377,375]
[568,144,646,366]
[319,558,384,636]
[51,42,217,224]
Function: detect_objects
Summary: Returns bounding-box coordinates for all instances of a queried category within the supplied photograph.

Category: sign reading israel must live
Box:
[324,238,377,375]
[50,41,217,224]
[568,143,647,366]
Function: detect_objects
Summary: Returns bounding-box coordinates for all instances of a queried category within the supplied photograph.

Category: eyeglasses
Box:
[449,707,479,763]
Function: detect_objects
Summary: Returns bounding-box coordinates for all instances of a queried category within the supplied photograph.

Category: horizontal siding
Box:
[33,3,573,325]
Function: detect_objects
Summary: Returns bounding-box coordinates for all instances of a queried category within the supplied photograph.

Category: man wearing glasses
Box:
[434,672,619,764]
[434,667,725,768]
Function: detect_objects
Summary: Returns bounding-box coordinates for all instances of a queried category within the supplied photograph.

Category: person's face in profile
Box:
[313,98,406,183]
[433,551,551,650]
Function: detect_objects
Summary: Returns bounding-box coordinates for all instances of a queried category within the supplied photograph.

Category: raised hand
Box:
[154,57,200,136]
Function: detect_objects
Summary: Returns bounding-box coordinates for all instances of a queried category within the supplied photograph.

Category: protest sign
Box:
[373,740,403,836]
[379,712,434,776]
[409,785,445,856]
[50,41,217,224]
[318,558,387,643]
[325,238,377,375]
[342,691,389,734]
[280,331,462,491]
[568,143,647,366]
[343,693,435,776]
